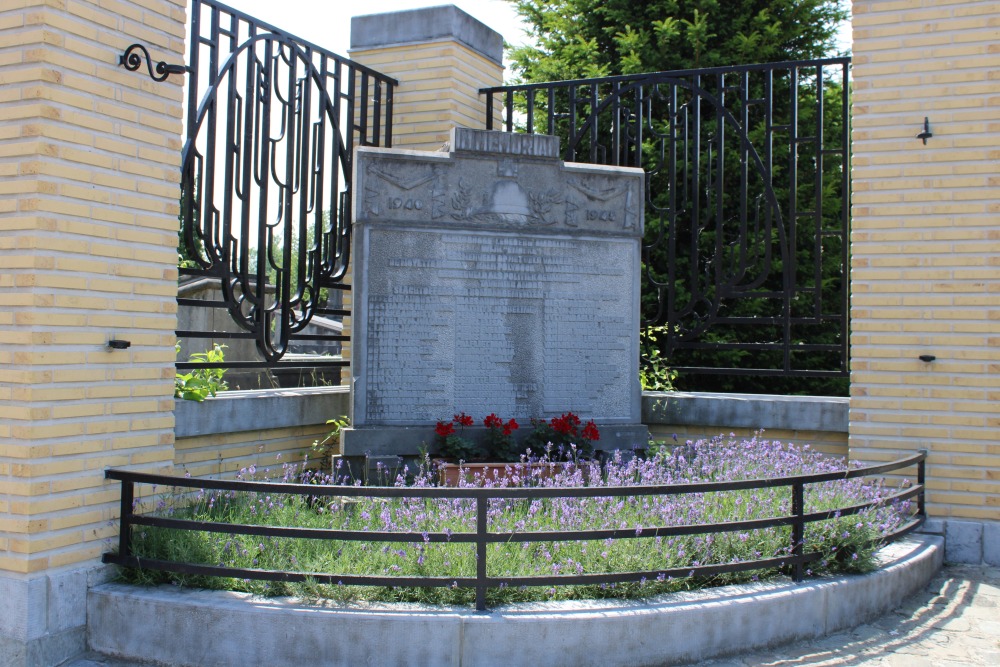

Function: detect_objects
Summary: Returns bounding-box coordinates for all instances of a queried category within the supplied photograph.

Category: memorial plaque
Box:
[343,128,647,455]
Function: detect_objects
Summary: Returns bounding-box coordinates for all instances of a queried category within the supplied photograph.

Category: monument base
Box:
[341,424,650,459]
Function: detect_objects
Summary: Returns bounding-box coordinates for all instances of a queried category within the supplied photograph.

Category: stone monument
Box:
[341,128,648,457]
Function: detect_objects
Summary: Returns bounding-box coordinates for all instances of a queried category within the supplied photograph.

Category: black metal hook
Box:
[119,43,187,82]
[916,117,932,145]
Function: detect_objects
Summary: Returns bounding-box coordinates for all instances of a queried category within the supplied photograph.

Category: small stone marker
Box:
[341,128,648,456]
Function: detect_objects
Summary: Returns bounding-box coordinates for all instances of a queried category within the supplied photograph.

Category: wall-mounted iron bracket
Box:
[916,117,933,144]
[119,44,187,82]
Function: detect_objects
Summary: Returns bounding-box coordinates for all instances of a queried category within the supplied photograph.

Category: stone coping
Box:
[350,5,503,65]
[88,536,940,667]
[644,391,849,433]
[174,386,349,438]
[175,389,848,439]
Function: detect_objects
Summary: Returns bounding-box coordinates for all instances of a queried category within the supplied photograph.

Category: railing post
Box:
[791,480,804,582]
[476,495,488,611]
[917,450,927,518]
[505,90,514,133]
[118,478,135,561]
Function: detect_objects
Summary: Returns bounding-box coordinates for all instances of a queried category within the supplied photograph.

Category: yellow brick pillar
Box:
[342,5,505,385]
[849,0,1000,564]
[0,0,184,662]
[349,5,504,151]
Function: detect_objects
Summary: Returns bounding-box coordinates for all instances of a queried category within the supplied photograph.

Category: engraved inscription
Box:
[388,197,423,211]
[361,228,637,424]
[452,129,560,159]
[586,210,616,222]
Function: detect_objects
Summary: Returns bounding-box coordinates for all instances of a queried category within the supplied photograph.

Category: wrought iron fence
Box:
[104,451,924,612]
[177,0,396,372]
[482,58,851,382]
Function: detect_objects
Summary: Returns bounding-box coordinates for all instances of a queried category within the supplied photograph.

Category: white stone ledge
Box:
[88,536,941,667]
[643,391,849,433]
[176,390,847,440]
[174,386,349,438]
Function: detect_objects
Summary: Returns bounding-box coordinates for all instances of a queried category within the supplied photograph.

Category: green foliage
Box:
[640,325,678,391]
[245,213,335,307]
[435,414,482,461]
[174,342,229,402]
[311,416,350,463]
[481,414,522,461]
[521,413,599,461]
[507,0,848,82]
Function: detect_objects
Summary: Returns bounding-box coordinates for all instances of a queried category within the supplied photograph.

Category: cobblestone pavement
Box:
[691,564,1000,667]
[67,564,999,667]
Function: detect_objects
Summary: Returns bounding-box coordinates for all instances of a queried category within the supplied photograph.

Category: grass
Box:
[117,434,914,607]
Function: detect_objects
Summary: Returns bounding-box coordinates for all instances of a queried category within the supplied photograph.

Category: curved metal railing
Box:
[104,451,925,611]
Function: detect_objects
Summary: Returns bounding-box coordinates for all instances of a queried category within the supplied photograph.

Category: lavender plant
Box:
[120,434,914,606]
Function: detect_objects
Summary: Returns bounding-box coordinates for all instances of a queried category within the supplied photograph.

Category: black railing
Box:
[482,58,851,381]
[104,451,924,612]
[178,0,396,369]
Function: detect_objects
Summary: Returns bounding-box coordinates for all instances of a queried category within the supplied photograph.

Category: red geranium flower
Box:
[551,415,572,434]
[454,412,474,427]
[483,413,503,429]
[502,418,519,436]
[435,421,455,437]
[582,420,600,442]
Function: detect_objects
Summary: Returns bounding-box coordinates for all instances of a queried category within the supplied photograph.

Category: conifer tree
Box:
[508,0,847,81]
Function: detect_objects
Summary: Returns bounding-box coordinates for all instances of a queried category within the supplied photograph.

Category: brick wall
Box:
[350,41,503,150]
[0,0,184,662]
[175,424,329,478]
[849,0,1000,524]
[349,6,503,151]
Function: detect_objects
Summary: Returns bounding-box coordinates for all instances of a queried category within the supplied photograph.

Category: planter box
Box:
[436,460,598,486]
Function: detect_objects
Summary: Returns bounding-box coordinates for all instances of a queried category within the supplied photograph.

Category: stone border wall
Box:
[173,388,349,478]
[645,392,849,458]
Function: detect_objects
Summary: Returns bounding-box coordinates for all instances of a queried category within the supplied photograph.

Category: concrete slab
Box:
[945,519,983,564]
[982,521,1000,566]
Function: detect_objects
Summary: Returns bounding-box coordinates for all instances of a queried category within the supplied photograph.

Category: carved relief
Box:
[361,146,641,234]
[527,189,564,226]
[567,175,635,229]
[451,179,476,220]
[364,161,443,219]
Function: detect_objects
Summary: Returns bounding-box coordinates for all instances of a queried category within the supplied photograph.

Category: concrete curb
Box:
[87,535,941,667]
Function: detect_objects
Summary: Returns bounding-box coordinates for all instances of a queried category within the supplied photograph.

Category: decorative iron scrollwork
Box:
[177,0,396,365]
[119,43,187,81]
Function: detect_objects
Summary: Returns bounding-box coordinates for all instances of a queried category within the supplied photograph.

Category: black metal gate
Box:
[482,58,850,384]
[174,0,395,376]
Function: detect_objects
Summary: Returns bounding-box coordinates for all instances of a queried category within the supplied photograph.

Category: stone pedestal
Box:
[343,128,648,457]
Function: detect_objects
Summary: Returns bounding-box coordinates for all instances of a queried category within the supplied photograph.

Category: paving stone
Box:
[883,656,934,667]
[849,624,886,642]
